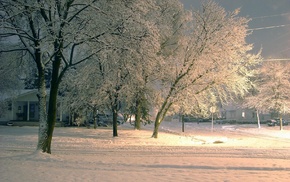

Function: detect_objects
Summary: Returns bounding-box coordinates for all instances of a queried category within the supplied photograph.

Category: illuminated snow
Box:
[1,122,290,182]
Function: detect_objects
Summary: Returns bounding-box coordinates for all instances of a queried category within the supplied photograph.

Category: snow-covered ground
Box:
[1,121,290,182]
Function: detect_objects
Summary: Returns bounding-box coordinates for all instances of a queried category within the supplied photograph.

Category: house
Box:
[0,89,66,122]
[221,103,289,123]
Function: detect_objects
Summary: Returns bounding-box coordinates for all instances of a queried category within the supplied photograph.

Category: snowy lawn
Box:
[1,121,290,182]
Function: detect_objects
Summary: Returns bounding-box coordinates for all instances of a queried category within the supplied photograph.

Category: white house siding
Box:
[0,89,69,123]
[0,90,42,121]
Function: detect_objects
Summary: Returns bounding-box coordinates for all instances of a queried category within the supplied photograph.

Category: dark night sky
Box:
[180,0,290,60]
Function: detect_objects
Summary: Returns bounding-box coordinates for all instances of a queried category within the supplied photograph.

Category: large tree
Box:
[124,0,190,130]
[0,0,125,153]
[151,1,261,138]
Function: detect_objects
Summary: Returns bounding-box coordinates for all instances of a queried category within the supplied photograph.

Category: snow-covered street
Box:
[1,122,290,182]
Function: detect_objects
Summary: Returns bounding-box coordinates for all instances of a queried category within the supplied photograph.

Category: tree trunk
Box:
[93,107,97,129]
[256,109,261,129]
[152,117,161,138]
[41,43,62,153]
[151,102,172,138]
[279,114,283,131]
[36,63,48,151]
[33,45,48,151]
[112,107,118,137]
[135,99,141,130]
[110,80,123,137]
[151,76,180,138]
[182,115,185,132]
[44,82,59,153]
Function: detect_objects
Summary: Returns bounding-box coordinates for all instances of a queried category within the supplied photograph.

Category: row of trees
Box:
[0,0,266,153]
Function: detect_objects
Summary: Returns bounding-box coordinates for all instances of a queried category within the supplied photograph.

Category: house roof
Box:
[0,89,49,101]
[17,89,39,97]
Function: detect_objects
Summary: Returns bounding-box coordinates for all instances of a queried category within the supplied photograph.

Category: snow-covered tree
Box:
[243,61,290,130]
[60,0,163,134]
[0,0,134,153]
[121,0,185,130]
[151,1,261,138]
[60,0,191,134]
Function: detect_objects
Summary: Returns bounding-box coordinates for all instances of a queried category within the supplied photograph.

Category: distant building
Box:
[221,103,289,123]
